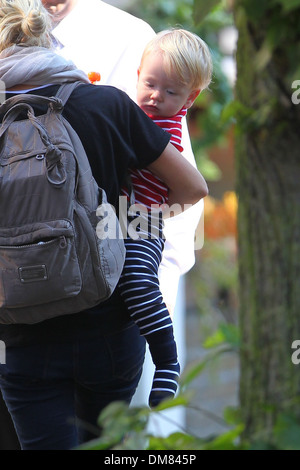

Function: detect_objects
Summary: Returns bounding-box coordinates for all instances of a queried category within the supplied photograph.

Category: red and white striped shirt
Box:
[122,108,187,209]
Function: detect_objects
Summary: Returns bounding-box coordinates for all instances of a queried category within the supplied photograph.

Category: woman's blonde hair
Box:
[140,28,213,91]
[0,0,52,52]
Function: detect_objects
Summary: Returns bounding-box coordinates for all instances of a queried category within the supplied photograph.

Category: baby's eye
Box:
[167,90,176,95]
[145,81,154,88]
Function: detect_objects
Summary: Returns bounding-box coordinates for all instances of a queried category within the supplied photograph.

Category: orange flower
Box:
[204,191,237,239]
[88,72,101,84]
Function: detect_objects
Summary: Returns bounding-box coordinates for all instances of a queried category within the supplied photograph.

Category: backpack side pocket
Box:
[0,220,82,309]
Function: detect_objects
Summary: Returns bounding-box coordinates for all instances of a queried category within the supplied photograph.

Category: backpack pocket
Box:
[0,220,82,308]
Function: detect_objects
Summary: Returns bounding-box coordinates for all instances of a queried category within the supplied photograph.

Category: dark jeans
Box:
[0,323,145,450]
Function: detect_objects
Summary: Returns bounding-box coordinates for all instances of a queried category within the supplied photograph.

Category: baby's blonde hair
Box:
[141,28,213,91]
[0,0,52,52]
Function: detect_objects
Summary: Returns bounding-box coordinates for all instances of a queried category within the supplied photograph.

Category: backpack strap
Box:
[0,102,36,139]
[0,94,62,117]
[55,81,85,106]
[0,81,85,117]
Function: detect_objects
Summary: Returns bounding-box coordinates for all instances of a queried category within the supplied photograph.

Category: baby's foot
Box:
[149,361,180,408]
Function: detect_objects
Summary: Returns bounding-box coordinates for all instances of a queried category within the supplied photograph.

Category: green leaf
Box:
[275,0,300,13]
[203,323,240,350]
[180,344,233,389]
[193,0,222,24]
[223,406,243,426]
[203,328,226,348]
[219,323,240,349]
[273,413,300,450]
[148,432,207,450]
[150,393,190,412]
[242,0,269,21]
[221,100,254,126]
[196,151,222,181]
[179,358,209,389]
[202,424,245,450]
[76,435,117,450]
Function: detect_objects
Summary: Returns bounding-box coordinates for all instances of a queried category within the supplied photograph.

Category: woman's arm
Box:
[147,141,208,214]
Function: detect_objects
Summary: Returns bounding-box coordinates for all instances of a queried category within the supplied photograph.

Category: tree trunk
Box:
[234,1,300,442]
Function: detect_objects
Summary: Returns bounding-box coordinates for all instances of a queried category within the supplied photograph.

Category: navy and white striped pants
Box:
[118,211,180,407]
[118,237,172,337]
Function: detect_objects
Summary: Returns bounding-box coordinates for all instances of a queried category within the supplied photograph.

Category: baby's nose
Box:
[150,89,163,101]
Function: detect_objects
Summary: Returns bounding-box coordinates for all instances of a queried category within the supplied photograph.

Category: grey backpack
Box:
[0,82,125,324]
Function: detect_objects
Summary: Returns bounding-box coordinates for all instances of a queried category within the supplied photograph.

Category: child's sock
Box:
[149,361,180,408]
[147,329,180,408]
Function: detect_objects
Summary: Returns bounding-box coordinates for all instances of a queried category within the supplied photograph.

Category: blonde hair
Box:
[0,0,52,52]
[140,28,213,91]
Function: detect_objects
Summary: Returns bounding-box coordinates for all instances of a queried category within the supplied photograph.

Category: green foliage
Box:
[77,397,300,450]
[247,413,300,450]
[148,423,245,450]
[195,0,300,133]
[193,0,223,25]
[203,322,240,351]
[76,319,300,450]
[240,0,300,18]
[278,0,300,13]
[190,238,238,331]
[240,0,300,78]
[76,398,246,450]
[76,321,243,451]
[272,413,300,450]
[192,47,233,169]
[127,0,195,32]
[221,97,280,133]
[76,401,150,450]
[179,322,239,395]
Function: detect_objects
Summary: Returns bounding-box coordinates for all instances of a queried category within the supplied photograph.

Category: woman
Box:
[0,0,208,450]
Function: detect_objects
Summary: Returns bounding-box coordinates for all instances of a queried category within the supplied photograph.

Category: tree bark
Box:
[234,1,300,441]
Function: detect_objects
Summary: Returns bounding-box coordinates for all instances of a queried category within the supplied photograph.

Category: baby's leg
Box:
[118,238,180,407]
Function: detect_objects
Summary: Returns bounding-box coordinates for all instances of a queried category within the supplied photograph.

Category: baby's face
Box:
[137,52,197,118]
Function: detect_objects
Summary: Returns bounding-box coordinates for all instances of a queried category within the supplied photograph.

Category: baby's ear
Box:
[185,89,201,109]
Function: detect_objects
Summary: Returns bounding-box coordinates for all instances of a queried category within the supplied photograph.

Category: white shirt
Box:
[52,0,154,99]
[52,0,203,310]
